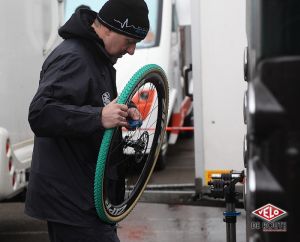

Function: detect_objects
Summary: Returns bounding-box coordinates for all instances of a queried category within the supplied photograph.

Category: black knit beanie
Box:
[97,0,149,40]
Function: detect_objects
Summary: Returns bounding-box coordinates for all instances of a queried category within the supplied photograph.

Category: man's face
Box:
[103,31,140,60]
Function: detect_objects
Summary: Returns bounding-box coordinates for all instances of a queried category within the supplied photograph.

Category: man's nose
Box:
[127,44,136,55]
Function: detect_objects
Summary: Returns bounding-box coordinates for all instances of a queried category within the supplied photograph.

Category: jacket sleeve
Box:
[29,52,104,137]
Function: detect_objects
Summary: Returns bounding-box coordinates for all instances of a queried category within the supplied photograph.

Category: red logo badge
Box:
[252,204,287,222]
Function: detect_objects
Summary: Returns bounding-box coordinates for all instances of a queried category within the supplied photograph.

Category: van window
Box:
[64,0,161,48]
[64,0,103,20]
[138,0,161,48]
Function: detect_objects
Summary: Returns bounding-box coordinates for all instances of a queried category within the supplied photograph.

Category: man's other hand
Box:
[101,98,129,128]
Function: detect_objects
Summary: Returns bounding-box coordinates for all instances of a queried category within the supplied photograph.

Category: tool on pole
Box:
[207,170,245,242]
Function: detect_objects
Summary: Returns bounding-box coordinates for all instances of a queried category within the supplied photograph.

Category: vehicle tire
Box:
[179,109,194,139]
[155,134,168,171]
[155,152,167,171]
[94,64,169,223]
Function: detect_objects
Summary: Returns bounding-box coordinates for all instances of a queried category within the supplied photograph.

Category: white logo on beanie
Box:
[114,18,148,35]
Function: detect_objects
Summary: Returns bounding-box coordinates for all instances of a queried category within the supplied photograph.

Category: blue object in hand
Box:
[127,119,143,130]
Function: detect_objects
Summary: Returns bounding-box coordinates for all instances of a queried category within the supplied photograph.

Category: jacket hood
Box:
[59,9,114,64]
[59,9,99,42]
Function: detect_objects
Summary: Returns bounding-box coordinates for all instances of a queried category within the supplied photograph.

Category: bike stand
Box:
[208,171,245,242]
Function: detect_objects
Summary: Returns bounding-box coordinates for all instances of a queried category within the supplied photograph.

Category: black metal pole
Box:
[224,203,237,242]
[208,171,244,242]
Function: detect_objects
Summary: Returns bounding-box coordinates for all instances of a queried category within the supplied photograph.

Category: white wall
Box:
[191,0,247,183]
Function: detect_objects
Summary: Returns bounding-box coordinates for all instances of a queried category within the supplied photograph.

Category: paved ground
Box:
[0,136,247,242]
[0,202,48,242]
[0,202,246,242]
[118,203,246,242]
[148,135,195,185]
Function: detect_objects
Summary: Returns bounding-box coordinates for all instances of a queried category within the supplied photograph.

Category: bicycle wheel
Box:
[94,64,169,223]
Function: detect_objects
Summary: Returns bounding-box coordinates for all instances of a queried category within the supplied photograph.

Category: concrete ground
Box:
[0,136,247,242]
[118,203,246,242]
[0,202,246,242]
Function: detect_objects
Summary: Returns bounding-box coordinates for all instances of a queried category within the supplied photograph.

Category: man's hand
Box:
[126,106,142,130]
[127,107,141,121]
[101,99,129,129]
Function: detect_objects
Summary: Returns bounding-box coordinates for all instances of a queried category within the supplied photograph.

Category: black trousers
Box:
[47,221,120,242]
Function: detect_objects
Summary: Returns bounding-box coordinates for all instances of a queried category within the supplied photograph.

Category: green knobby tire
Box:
[94,64,169,223]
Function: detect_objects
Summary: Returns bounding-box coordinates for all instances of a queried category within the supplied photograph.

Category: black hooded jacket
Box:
[25,9,119,227]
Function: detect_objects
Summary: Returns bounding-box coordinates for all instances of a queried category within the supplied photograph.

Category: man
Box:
[25,0,149,241]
